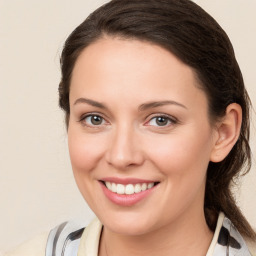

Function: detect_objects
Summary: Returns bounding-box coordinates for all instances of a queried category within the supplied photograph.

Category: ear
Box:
[210,103,242,163]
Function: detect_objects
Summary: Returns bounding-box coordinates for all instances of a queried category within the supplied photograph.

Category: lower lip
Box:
[100,182,157,206]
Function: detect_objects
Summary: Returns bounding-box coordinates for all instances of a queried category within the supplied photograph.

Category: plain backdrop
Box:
[0,0,255,253]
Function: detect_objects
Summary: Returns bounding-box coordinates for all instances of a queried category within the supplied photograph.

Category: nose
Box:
[105,125,144,170]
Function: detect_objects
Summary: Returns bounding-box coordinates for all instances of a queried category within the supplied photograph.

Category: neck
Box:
[99,208,214,256]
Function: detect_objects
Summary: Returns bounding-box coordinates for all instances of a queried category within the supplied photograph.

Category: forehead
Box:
[72,37,194,77]
[70,37,207,111]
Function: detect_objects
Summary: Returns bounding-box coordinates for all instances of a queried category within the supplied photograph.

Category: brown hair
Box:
[58,0,255,239]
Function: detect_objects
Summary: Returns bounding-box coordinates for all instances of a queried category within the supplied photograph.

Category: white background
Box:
[0,0,255,253]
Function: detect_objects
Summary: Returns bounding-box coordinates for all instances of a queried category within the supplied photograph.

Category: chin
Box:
[98,211,159,236]
[107,222,153,236]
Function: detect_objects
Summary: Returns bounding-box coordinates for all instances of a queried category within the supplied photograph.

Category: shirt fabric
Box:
[75,212,255,256]
[4,212,256,256]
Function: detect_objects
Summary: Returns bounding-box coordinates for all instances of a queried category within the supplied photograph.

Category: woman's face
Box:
[68,38,218,235]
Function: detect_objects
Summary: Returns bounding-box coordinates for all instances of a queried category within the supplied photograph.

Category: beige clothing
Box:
[4,213,256,256]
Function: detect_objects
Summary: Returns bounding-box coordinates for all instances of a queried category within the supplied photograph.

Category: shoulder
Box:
[4,232,48,256]
[3,221,86,256]
[220,216,256,255]
[207,212,256,256]
[244,237,256,256]
[46,221,85,256]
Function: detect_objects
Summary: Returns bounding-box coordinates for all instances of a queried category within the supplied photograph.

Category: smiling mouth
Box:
[101,181,159,195]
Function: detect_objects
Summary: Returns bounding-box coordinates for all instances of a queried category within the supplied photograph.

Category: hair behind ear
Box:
[205,102,255,240]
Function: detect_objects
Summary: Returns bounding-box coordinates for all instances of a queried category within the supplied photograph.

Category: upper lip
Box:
[100,177,158,185]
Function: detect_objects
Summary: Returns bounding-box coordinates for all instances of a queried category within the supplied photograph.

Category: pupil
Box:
[91,115,102,125]
[156,117,168,126]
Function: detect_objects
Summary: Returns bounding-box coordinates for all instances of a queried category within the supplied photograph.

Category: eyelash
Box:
[78,113,108,127]
[145,114,177,127]
[78,113,178,128]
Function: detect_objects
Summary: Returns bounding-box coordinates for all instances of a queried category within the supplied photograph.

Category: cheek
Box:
[145,129,213,178]
[67,127,107,207]
[144,131,213,217]
[68,128,105,174]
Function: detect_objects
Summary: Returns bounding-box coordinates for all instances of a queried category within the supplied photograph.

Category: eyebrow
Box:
[138,100,187,111]
[73,98,187,111]
[74,98,108,109]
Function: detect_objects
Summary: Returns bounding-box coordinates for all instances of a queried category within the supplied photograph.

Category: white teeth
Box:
[104,181,156,195]
[141,183,147,191]
[125,184,134,195]
[106,181,112,190]
[134,184,142,193]
[116,184,125,194]
[112,183,117,193]
[147,182,154,189]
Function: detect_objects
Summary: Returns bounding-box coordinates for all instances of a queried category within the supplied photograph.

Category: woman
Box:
[5,0,256,255]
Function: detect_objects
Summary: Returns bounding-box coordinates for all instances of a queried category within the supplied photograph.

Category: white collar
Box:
[206,212,225,256]
[78,212,252,256]
[78,218,102,256]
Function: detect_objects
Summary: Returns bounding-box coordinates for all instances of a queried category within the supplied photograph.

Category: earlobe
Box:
[210,103,242,163]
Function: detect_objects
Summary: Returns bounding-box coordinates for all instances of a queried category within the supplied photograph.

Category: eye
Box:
[80,114,106,126]
[146,115,175,127]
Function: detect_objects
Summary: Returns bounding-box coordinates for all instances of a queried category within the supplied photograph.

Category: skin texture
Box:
[68,38,242,256]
